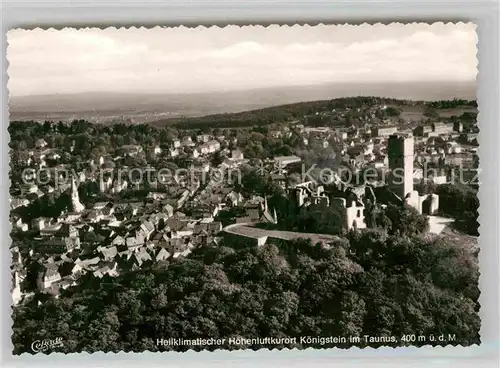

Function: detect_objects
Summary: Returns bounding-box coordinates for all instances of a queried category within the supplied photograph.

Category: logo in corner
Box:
[31,337,64,353]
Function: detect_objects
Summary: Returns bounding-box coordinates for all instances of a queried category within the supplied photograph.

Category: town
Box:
[9,97,479,306]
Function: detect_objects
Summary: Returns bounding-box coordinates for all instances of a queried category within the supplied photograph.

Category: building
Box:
[294,182,330,208]
[35,139,48,149]
[199,140,221,155]
[372,126,398,137]
[274,156,301,169]
[20,183,39,195]
[453,121,464,133]
[70,176,85,213]
[259,197,278,225]
[335,130,348,140]
[387,134,439,215]
[182,136,195,147]
[432,122,454,135]
[37,264,62,290]
[196,134,211,143]
[12,271,23,305]
[414,125,433,137]
[32,217,51,231]
[388,135,414,200]
[121,145,143,157]
[331,198,366,230]
[231,149,244,160]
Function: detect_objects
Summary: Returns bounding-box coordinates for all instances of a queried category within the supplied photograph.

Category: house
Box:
[191,148,200,159]
[64,236,81,251]
[98,245,118,261]
[112,178,128,194]
[414,125,433,137]
[20,183,39,195]
[140,220,156,240]
[58,261,83,278]
[58,277,77,290]
[199,140,221,155]
[168,148,180,158]
[12,271,23,305]
[37,264,62,290]
[155,248,171,262]
[197,134,211,143]
[46,150,61,161]
[13,217,28,232]
[93,261,119,278]
[10,198,30,210]
[231,149,244,160]
[270,173,287,189]
[93,202,111,211]
[121,145,143,157]
[235,216,254,224]
[75,256,101,270]
[57,212,82,224]
[274,156,301,169]
[372,126,398,137]
[146,192,167,201]
[126,234,145,249]
[100,176,113,193]
[432,122,454,135]
[87,210,104,223]
[182,136,195,147]
[35,139,48,149]
[33,151,47,166]
[226,191,243,207]
[127,202,144,216]
[208,221,222,234]
[133,247,152,267]
[111,235,126,246]
[40,223,63,236]
[11,247,23,268]
[172,139,181,149]
[164,238,192,258]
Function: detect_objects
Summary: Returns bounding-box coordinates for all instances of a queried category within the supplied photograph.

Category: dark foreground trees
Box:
[436,184,479,236]
[12,230,479,354]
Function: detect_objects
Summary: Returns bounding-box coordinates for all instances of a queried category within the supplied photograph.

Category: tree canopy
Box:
[12,230,479,354]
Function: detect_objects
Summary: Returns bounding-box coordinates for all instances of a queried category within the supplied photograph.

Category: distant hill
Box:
[9,80,476,123]
[149,96,477,130]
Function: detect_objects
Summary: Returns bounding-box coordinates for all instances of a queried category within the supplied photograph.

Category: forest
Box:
[150,97,477,129]
[12,225,480,354]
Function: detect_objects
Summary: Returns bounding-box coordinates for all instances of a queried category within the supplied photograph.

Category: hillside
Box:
[9,80,476,123]
[149,97,477,129]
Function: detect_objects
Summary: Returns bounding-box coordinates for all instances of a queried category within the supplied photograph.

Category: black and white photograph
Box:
[7,23,480,354]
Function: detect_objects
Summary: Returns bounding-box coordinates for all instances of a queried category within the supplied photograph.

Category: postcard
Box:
[7,23,479,354]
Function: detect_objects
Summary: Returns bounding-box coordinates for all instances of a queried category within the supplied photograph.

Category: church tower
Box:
[70,176,85,213]
[388,135,414,200]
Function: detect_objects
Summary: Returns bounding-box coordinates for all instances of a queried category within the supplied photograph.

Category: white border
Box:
[1,1,499,367]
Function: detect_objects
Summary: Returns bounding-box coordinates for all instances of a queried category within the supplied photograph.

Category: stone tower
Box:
[70,176,85,213]
[388,135,414,200]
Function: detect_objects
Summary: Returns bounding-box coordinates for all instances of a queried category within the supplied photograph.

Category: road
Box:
[427,216,455,235]
[224,223,340,245]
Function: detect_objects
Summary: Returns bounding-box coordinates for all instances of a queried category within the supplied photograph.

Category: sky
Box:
[7,23,477,97]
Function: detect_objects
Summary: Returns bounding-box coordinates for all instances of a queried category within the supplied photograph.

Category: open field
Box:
[400,105,478,122]
[400,105,427,122]
[436,107,478,117]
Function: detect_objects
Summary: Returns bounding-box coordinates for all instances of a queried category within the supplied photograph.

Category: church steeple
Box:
[70,176,84,213]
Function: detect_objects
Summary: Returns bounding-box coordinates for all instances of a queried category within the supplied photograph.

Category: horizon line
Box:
[9,79,478,99]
